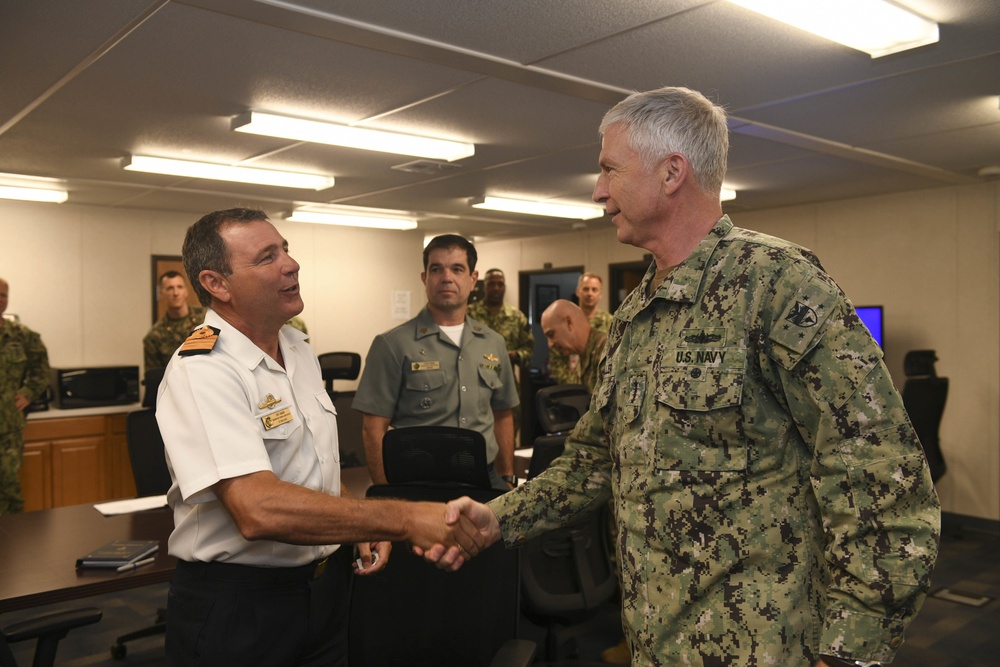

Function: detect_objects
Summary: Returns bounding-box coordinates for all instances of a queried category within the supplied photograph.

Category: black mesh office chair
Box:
[318,352,366,468]
[318,351,361,396]
[522,384,618,662]
[382,425,493,488]
[529,384,591,479]
[110,409,170,659]
[350,429,535,667]
[1,608,102,667]
[902,350,948,483]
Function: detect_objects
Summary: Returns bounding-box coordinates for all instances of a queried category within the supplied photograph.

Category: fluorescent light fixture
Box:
[285,206,417,231]
[0,185,68,203]
[233,112,475,162]
[123,155,335,190]
[0,172,68,203]
[721,187,737,202]
[728,0,939,57]
[469,196,605,220]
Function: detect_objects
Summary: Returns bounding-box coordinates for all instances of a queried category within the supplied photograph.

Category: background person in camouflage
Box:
[549,272,613,384]
[429,87,940,667]
[143,270,205,372]
[468,268,533,439]
[0,277,50,514]
[539,299,607,393]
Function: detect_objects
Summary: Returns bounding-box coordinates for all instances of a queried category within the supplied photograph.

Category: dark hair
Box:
[422,234,477,272]
[158,270,184,286]
[182,207,269,306]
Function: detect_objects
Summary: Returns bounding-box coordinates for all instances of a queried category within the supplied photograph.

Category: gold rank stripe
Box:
[178,325,220,356]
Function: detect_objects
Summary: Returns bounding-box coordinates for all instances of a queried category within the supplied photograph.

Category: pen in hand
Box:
[117,557,156,573]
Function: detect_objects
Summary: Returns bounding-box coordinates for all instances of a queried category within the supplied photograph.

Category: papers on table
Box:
[93,495,168,516]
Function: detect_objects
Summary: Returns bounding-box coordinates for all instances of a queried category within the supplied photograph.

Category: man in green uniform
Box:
[549,272,613,384]
[0,277,50,514]
[143,271,205,372]
[430,87,940,667]
[353,235,520,491]
[539,299,607,393]
[468,268,533,438]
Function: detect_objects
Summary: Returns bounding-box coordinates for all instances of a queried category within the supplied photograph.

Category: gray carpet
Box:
[4,527,997,666]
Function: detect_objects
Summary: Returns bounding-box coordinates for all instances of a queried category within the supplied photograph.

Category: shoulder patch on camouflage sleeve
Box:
[768,275,838,370]
[178,325,220,356]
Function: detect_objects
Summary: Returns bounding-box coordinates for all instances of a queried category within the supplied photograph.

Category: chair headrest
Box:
[904,350,938,377]
[318,352,362,381]
[535,384,591,433]
[382,426,491,488]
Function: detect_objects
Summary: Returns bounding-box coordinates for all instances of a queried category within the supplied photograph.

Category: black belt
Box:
[176,555,331,583]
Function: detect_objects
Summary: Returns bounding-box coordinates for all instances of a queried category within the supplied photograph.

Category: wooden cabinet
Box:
[19,412,137,512]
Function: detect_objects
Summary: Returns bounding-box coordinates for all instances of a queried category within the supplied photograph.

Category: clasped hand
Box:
[409,497,501,572]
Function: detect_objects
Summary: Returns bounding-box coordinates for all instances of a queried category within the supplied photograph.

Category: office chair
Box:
[522,385,618,662]
[902,350,949,483]
[382,425,493,488]
[529,384,591,480]
[318,352,366,468]
[350,482,534,667]
[109,409,170,659]
[140,368,164,409]
[318,351,361,396]
[1,607,102,667]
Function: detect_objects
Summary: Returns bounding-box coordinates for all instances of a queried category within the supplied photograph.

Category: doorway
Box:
[609,258,652,311]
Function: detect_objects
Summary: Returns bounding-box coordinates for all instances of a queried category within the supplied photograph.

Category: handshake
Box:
[406,496,503,571]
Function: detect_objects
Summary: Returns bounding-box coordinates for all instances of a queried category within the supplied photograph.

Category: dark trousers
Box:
[166,548,352,666]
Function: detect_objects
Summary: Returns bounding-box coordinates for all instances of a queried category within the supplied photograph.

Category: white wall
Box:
[0,200,426,391]
[3,181,998,521]
[478,181,1000,522]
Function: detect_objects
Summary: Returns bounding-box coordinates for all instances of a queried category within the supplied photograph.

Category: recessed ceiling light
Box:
[721,187,737,202]
[233,112,475,162]
[470,196,605,220]
[123,155,335,190]
[728,0,939,58]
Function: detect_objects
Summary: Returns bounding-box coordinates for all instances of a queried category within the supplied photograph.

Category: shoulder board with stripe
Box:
[178,325,220,356]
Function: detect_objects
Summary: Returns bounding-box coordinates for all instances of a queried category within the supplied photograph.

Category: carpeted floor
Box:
[4,526,997,666]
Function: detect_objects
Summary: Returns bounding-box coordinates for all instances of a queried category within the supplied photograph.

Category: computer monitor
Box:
[855,305,883,349]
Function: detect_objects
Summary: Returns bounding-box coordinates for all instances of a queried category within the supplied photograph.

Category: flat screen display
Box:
[855,306,883,349]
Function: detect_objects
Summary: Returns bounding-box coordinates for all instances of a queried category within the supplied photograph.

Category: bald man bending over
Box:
[540,299,608,393]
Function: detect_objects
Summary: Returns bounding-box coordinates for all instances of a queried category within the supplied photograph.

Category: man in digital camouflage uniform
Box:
[143,270,206,372]
[549,272,613,385]
[0,277,50,514]
[432,87,940,667]
[539,299,607,393]
[468,268,533,439]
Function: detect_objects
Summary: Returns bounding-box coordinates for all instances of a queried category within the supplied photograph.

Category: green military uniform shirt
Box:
[466,301,534,370]
[489,216,939,666]
[1,319,50,513]
[550,309,613,385]
[143,306,206,372]
[352,306,519,464]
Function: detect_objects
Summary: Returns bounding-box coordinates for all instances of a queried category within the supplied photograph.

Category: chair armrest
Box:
[2,607,102,643]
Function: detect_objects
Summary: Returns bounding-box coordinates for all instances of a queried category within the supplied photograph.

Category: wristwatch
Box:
[820,656,882,667]
[500,474,518,487]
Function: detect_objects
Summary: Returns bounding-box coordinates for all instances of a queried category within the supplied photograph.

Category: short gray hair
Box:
[599,86,728,195]
[182,207,269,307]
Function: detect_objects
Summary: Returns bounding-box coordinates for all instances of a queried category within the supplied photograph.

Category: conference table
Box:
[0,467,373,615]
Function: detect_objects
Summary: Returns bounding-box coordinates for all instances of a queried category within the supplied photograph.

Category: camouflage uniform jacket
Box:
[143,306,206,372]
[1,320,50,433]
[467,301,534,369]
[489,216,940,666]
[578,328,608,393]
[550,309,612,384]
